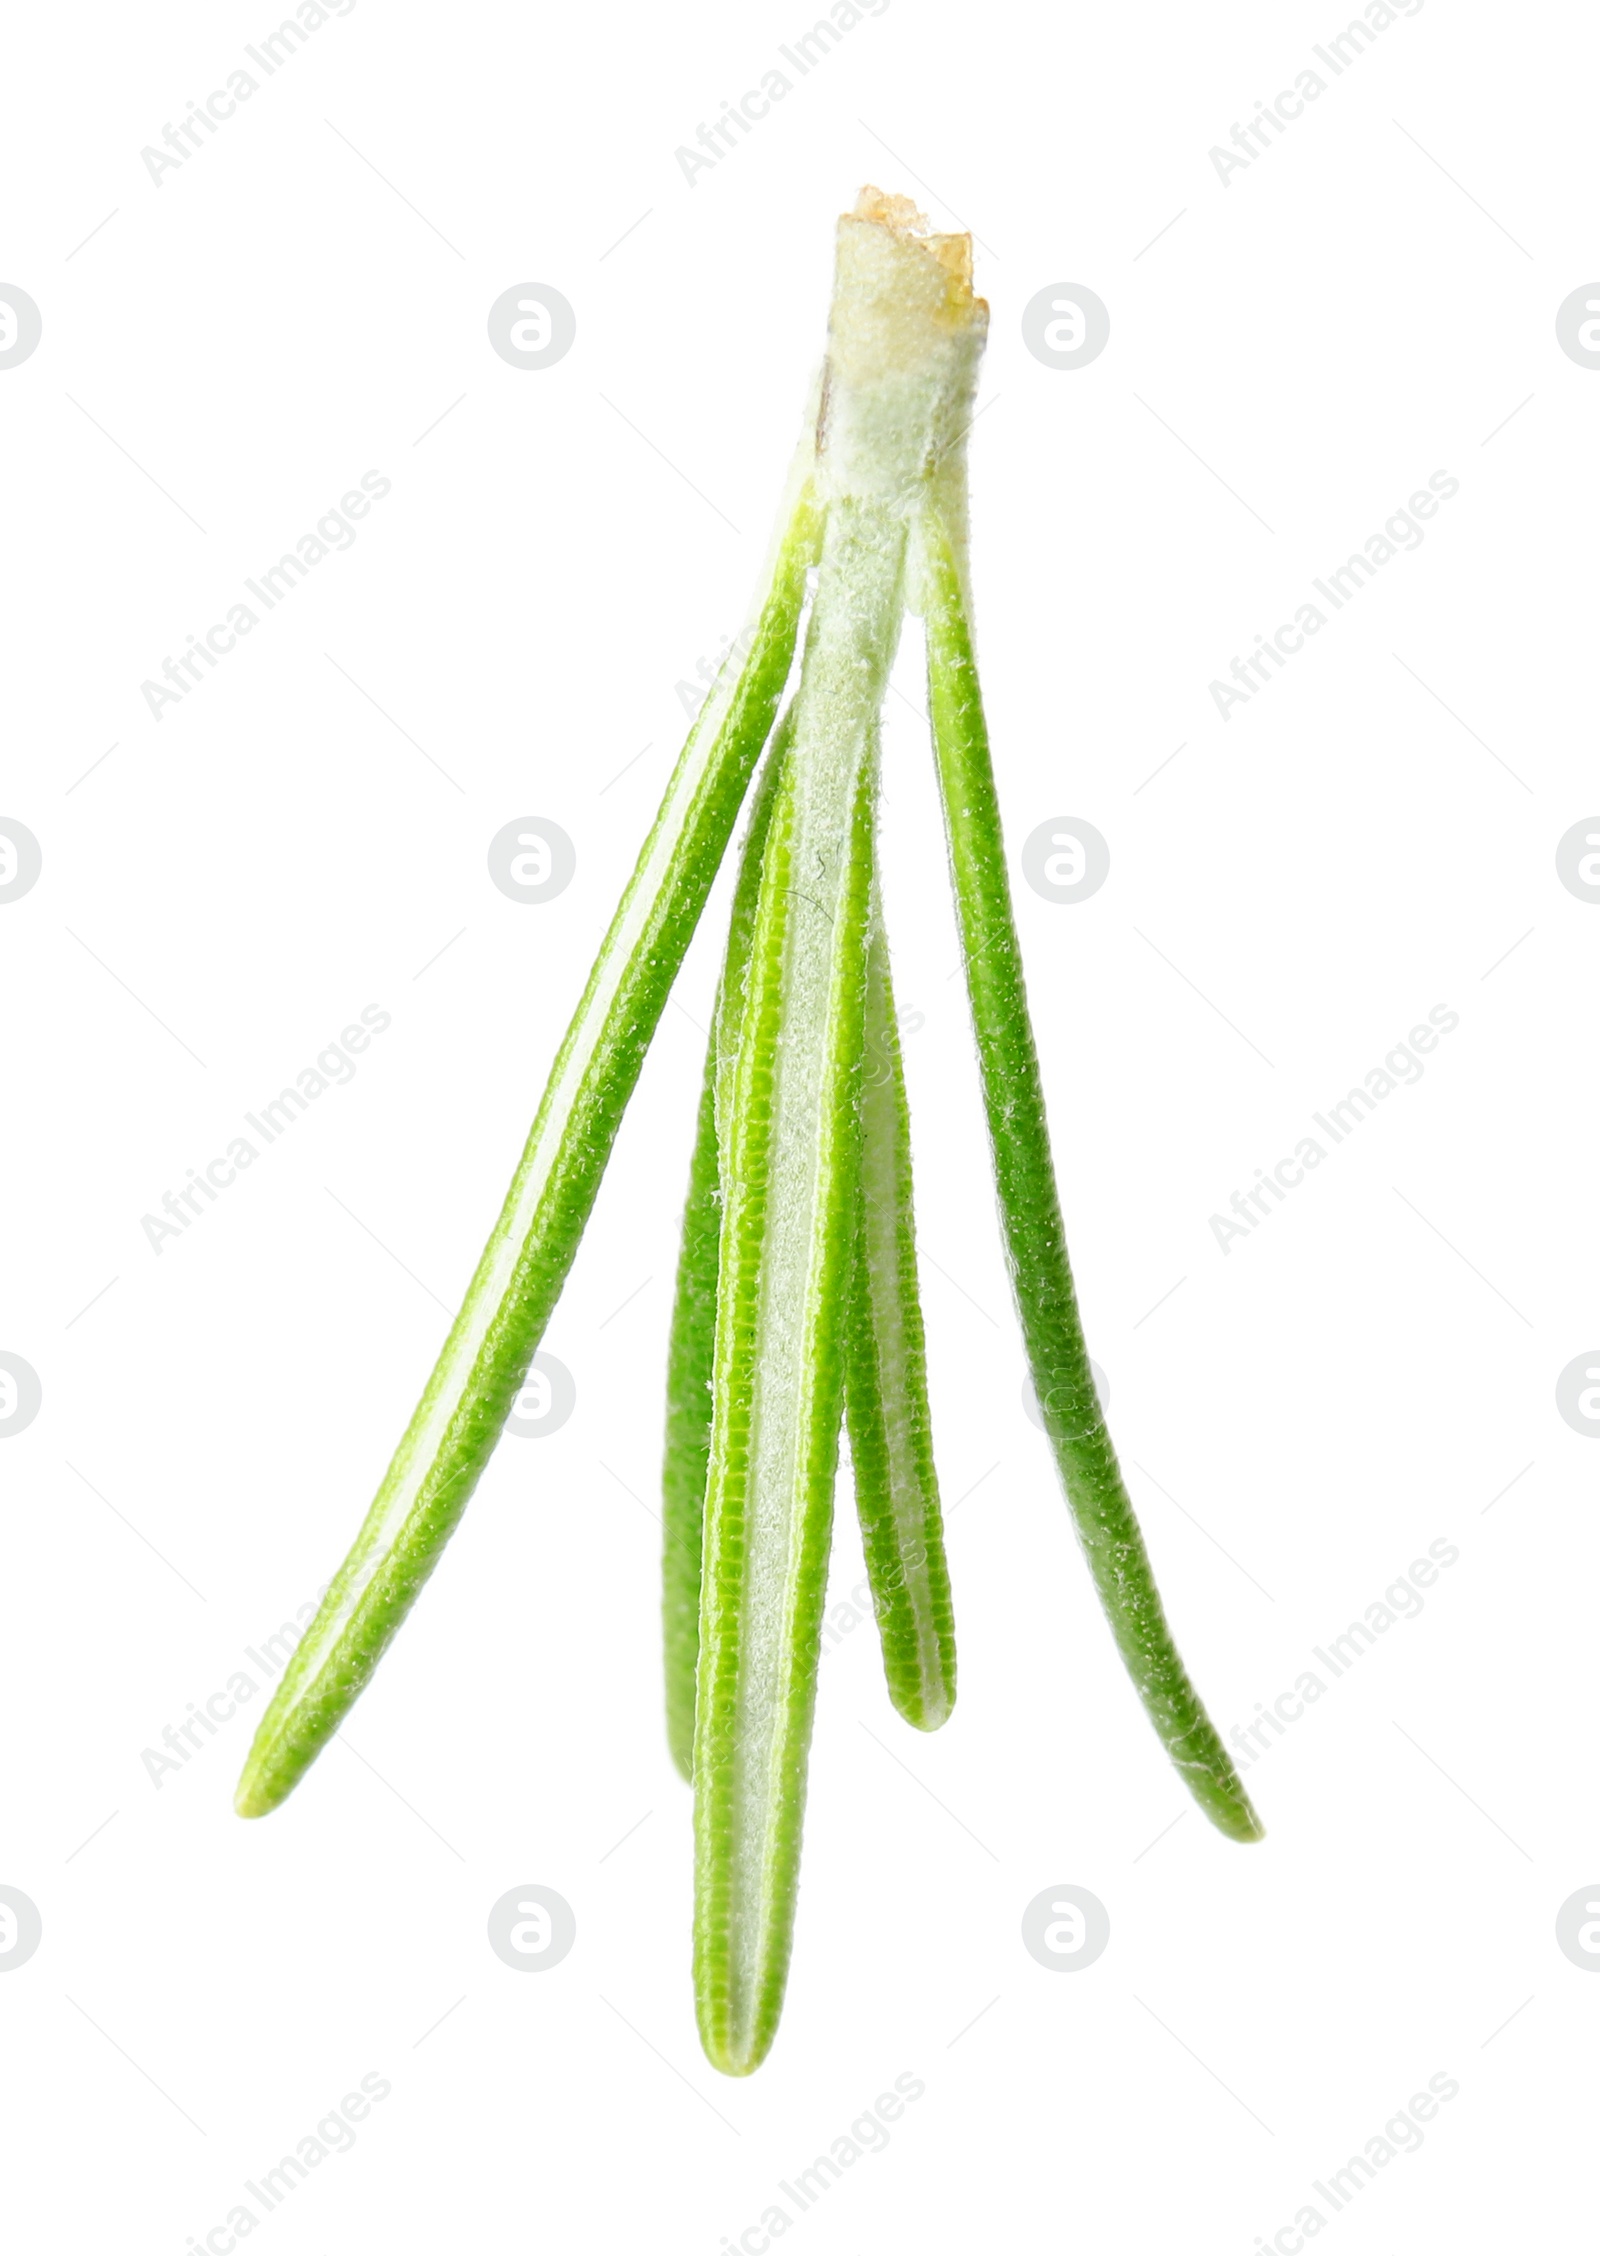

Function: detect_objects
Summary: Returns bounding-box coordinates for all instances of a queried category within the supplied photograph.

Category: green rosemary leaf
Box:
[234,476,821,1821]
[662,715,796,1782]
[693,500,901,2077]
[844,782,957,1732]
[919,507,1262,1845]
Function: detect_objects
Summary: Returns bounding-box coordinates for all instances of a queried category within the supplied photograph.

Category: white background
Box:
[3,1,1597,2248]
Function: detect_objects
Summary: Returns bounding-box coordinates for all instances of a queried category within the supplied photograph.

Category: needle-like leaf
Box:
[692,503,898,2076]
[235,472,821,1819]
[919,505,1263,1845]
[694,193,987,2077]
[662,716,795,1781]
[844,790,957,1731]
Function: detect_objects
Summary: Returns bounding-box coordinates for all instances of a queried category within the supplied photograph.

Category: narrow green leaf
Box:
[918,507,1263,1845]
[661,1069,721,1785]
[844,794,957,1731]
[235,476,821,1820]
[694,499,903,2077]
[662,717,795,1781]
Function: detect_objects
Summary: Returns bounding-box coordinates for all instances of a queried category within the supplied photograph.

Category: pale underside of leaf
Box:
[694,500,906,2076]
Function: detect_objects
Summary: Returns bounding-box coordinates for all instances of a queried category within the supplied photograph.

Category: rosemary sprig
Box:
[236,191,1262,2085]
